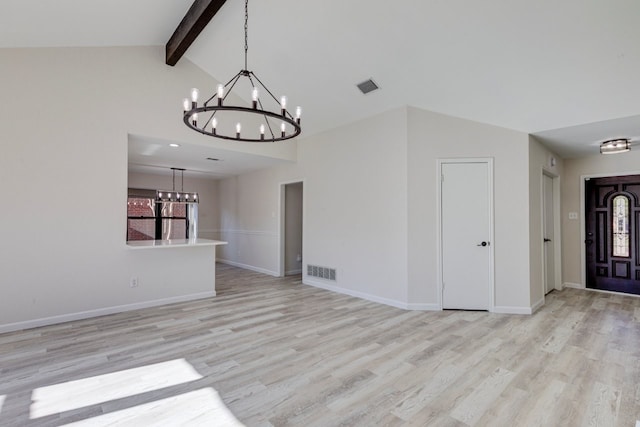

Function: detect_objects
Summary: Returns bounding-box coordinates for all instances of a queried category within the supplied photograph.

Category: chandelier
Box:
[182,0,301,142]
[600,138,630,155]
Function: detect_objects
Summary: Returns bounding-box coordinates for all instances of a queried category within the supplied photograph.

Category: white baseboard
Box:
[405,303,441,311]
[285,269,302,276]
[530,298,545,314]
[303,278,439,311]
[217,259,279,277]
[0,291,216,335]
[492,305,534,315]
[563,282,584,289]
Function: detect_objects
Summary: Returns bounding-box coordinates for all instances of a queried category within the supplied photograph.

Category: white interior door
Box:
[441,161,492,310]
[543,174,555,294]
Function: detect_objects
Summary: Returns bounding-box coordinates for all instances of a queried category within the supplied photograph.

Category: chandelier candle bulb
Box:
[236,123,241,138]
[296,106,302,124]
[281,122,286,137]
[183,98,190,112]
[192,113,198,126]
[212,117,217,135]
[260,124,265,140]
[217,84,224,105]
[280,96,287,115]
[252,87,259,109]
[190,88,199,108]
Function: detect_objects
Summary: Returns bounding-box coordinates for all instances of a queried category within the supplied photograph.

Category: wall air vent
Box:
[356,78,380,95]
[307,264,337,281]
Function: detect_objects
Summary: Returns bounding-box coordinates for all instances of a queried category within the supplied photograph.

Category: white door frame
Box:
[278,179,305,277]
[541,169,561,298]
[437,158,495,311]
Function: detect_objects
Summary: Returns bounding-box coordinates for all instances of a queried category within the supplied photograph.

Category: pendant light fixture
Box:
[156,168,199,202]
[182,0,302,142]
[600,138,630,155]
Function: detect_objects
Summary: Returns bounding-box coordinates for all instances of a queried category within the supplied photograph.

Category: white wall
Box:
[214,106,539,312]
[128,171,220,240]
[215,108,410,305]
[214,170,284,275]
[298,108,409,305]
[528,137,563,309]
[407,107,533,312]
[0,46,292,332]
[561,151,640,287]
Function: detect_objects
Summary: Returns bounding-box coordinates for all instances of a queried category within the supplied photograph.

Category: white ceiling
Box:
[0,0,193,48]
[128,134,292,178]
[2,0,640,164]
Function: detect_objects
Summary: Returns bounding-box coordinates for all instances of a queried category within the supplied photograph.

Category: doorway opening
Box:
[585,174,640,295]
[279,181,303,277]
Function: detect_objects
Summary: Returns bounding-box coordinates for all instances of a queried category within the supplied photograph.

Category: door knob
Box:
[477,241,489,247]
[544,238,551,242]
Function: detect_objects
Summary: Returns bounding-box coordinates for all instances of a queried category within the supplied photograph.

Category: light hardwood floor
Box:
[1,264,640,426]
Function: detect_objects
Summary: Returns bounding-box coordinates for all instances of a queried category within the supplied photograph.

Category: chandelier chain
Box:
[244,0,249,71]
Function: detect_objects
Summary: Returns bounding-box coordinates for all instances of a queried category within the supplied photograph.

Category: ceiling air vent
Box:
[356,79,379,95]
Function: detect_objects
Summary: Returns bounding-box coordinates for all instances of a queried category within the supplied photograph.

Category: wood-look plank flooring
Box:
[1,264,640,426]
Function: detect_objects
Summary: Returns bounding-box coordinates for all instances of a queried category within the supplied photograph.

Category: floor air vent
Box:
[307,264,337,281]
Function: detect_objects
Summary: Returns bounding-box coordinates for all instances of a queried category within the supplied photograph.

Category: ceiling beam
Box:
[165,0,228,66]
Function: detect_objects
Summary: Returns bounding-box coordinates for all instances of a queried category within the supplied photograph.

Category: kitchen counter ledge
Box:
[126,238,228,249]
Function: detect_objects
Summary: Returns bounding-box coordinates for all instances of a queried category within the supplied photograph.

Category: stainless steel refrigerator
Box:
[158,200,198,240]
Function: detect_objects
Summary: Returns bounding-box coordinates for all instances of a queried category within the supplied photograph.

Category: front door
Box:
[585,175,640,295]
[441,161,492,310]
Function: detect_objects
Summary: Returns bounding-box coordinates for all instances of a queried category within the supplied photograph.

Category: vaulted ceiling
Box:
[2,0,640,160]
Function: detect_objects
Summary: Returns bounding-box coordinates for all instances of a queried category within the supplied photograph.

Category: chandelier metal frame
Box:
[182,0,301,143]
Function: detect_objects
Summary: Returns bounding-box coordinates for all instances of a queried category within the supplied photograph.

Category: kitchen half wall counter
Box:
[0,240,228,333]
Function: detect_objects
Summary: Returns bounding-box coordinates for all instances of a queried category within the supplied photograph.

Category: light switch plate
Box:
[568,212,578,220]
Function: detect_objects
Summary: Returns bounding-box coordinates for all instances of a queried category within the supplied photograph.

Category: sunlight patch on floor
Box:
[59,388,245,426]
[30,359,202,419]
